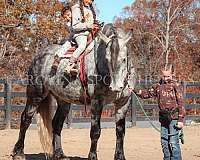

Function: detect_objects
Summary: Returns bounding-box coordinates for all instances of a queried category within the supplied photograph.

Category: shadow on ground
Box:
[25,153,87,160]
[68,157,88,160]
[25,153,46,160]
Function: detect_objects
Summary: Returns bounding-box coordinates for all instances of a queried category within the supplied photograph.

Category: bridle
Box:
[109,26,134,90]
[123,44,135,93]
[97,25,135,91]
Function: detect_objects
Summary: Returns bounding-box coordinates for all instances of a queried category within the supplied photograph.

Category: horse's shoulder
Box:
[35,44,60,58]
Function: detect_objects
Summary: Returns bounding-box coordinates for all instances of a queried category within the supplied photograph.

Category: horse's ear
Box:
[119,30,133,49]
[98,31,111,44]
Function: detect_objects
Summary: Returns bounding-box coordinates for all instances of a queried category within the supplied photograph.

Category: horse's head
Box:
[98,24,135,92]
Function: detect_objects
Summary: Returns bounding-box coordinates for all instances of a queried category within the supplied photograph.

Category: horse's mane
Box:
[96,24,120,77]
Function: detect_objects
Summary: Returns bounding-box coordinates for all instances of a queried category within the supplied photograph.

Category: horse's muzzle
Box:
[109,86,123,92]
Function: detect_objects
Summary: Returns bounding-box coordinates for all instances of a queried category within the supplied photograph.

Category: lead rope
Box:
[131,92,181,137]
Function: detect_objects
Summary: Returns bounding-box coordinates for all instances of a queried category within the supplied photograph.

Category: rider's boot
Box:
[49,55,61,77]
[52,55,61,68]
[65,56,78,74]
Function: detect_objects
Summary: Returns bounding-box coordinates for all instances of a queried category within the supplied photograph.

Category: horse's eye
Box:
[123,58,126,62]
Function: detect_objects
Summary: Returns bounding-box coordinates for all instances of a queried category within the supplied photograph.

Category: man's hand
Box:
[176,122,184,129]
[128,87,134,93]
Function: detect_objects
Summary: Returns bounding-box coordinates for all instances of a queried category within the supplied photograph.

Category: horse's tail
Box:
[36,94,57,158]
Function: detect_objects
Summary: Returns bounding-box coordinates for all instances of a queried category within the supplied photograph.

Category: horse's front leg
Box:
[52,100,70,160]
[114,103,129,160]
[88,99,103,160]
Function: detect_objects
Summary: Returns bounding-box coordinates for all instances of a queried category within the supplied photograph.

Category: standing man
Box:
[132,65,185,160]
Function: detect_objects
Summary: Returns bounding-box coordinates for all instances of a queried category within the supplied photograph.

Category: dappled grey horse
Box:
[11,24,136,160]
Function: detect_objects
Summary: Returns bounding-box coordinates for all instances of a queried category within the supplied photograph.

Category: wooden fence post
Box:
[131,93,137,127]
[152,108,156,120]
[5,79,12,129]
[183,81,187,99]
[184,81,188,121]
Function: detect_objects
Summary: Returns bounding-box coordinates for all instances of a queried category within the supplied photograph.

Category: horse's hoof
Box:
[12,154,25,160]
[58,155,70,160]
[11,148,25,160]
[52,150,69,160]
[114,157,126,160]
[52,156,70,160]
[88,152,97,160]
[114,153,126,160]
[58,156,70,160]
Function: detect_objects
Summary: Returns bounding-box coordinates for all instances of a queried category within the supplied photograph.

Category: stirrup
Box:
[65,63,78,74]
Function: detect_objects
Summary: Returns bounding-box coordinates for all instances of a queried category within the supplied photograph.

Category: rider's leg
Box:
[72,35,88,59]
[66,35,88,72]
[50,40,72,76]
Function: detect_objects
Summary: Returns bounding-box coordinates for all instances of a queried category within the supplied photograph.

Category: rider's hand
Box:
[92,24,99,30]
[94,20,100,25]
[92,23,100,34]
[176,122,184,129]
[128,87,134,93]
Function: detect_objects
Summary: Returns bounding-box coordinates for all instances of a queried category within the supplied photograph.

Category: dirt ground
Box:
[0,126,200,160]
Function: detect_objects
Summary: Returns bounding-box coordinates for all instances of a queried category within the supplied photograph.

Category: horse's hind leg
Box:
[88,99,103,160]
[12,96,43,160]
[52,99,70,160]
[114,103,129,160]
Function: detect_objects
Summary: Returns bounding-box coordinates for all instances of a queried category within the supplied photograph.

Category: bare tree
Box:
[115,0,200,80]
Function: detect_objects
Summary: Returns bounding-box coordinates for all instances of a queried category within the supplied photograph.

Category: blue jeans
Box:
[161,120,182,160]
